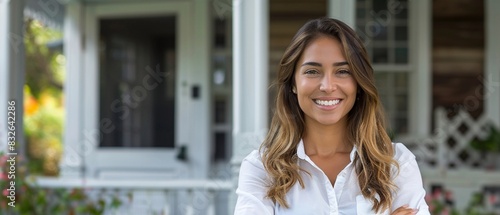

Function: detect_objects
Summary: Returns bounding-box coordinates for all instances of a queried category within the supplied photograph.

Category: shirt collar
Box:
[297,139,358,161]
[297,139,307,159]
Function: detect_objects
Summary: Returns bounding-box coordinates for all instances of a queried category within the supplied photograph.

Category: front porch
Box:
[1,0,500,214]
[30,177,233,214]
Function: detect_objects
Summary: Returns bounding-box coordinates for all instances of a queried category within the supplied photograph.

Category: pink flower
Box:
[0,173,7,180]
[489,193,497,204]
[442,207,449,215]
[0,156,7,167]
[432,189,442,199]
[2,189,8,196]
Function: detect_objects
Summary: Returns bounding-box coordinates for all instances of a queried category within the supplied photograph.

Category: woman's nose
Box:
[319,75,337,93]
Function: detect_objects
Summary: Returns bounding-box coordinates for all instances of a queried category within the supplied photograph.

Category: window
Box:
[356,0,410,134]
[211,17,232,162]
[99,16,176,148]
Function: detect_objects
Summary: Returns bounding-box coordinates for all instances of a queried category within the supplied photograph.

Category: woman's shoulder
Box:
[239,150,270,181]
[391,142,416,164]
[242,149,265,168]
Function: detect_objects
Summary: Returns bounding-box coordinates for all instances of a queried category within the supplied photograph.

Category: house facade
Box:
[1,0,499,213]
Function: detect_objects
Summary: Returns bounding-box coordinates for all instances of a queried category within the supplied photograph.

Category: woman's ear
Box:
[292,86,297,94]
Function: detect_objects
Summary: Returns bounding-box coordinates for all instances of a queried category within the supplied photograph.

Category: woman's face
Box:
[293,36,358,128]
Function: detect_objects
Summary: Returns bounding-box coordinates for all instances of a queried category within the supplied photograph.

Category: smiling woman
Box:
[234,17,430,215]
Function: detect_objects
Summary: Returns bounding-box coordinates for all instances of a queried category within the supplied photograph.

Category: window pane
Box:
[395,47,408,64]
[374,72,409,135]
[374,26,388,41]
[395,26,407,41]
[214,19,226,49]
[213,132,226,161]
[373,0,388,12]
[99,16,176,148]
[394,72,408,91]
[373,47,389,63]
[395,3,408,20]
[215,99,226,124]
[397,94,408,111]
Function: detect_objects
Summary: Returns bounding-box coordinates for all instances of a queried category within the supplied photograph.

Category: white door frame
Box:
[82,1,197,179]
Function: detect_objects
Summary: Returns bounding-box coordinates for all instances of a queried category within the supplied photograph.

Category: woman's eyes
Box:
[304,69,319,75]
[337,69,351,75]
[302,69,351,76]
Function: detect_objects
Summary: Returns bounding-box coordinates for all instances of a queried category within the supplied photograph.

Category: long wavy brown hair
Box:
[260,17,398,213]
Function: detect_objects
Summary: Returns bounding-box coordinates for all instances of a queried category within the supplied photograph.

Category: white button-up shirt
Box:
[235,141,430,215]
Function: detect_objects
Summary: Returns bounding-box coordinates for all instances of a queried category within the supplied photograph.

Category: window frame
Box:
[351,0,432,138]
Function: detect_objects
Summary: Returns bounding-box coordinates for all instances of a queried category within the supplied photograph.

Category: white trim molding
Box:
[328,0,356,28]
[231,0,269,163]
[230,0,269,212]
[0,0,26,155]
[191,0,211,179]
[61,0,84,178]
[408,0,432,137]
[485,0,500,128]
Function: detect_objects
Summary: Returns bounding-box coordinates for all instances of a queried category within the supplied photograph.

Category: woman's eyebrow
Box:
[301,61,349,67]
[333,61,348,66]
[301,62,322,67]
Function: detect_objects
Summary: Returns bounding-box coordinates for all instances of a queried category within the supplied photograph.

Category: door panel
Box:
[99,16,176,148]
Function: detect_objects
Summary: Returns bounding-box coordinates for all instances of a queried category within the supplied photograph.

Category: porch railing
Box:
[31,177,234,215]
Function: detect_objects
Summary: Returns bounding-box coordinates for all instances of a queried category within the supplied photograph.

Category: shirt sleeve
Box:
[391,143,431,215]
[234,150,275,215]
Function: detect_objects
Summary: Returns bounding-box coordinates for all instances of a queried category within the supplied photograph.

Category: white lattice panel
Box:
[402,108,498,171]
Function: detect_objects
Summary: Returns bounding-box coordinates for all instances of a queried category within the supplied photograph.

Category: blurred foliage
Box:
[23,18,65,176]
[24,86,63,176]
[470,124,500,153]
[464,192,497,215]
[426,188,461,215]
[426,186,499,215]
[25,18,65,98]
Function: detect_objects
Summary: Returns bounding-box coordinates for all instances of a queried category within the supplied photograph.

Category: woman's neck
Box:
[302,119,352,157]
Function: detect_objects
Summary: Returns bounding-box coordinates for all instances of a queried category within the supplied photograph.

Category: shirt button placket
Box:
[326,179,339,215]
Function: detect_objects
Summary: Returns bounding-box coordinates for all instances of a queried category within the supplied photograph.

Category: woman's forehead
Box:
[298,36,346,65]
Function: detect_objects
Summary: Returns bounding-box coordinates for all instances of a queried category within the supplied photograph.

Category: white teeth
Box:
[315,99,340,106]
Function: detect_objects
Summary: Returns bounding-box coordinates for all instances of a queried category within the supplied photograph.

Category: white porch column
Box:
[60,1,84,178]
[230,0,269,212]
[328,0,356,28]
[0,0,26,156]
[485,0,500,128]
[191,0,211,179]
[409,0,432,136]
